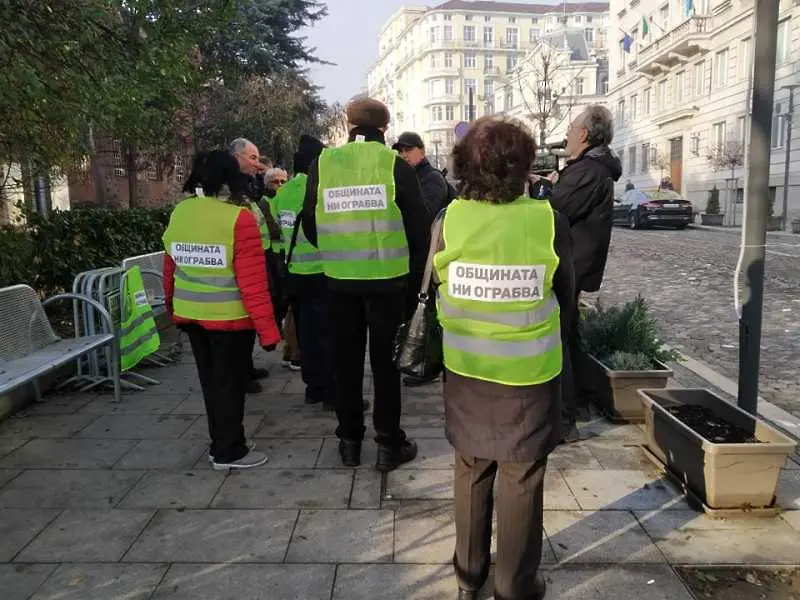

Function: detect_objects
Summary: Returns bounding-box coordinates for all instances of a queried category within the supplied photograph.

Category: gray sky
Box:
[303,0,570,103]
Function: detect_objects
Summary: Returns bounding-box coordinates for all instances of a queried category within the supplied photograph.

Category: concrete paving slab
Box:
[785,457,800,470]
[579,421,645,441]
[169,395,206,415]
[402,395,445,414]
[777,469,800,510]
[544,510,665,564]
[583,440,654,471]
[562,469,687,511]
[0,469,144,509]
[181,414,263,439]
[333,563,457,600]
[79,395,185,415]
[16,509,153,562]
[78,414,196,439]
[151,564,335,600]
[541,565,695,599]
[393,501,463,564]
[114,439,206,470]
[544,470,582,510]
[316,437,378,469]
[398,438,454,470]
[386,468,453,500]
[119,471,226,509]
[249,438,323,469]
[0,438,28,459]
[123,509,297,563]
[781,510,800,533]
[0,439,137,469]
[212,469,353,509]
[0,564,57,600]
[0,414,99,439]
[635,509,800,565]
[0,509,60,561]
[0,468,20,488]
[399,414,446,438]
[548,444,603,470]
[30,563,167,600]
[351,469,382,509]
[16,395,92,416]
[254,412,337,438]
[286,509,394,563]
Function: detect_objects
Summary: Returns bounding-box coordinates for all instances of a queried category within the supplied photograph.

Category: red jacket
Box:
[164,208,281,347]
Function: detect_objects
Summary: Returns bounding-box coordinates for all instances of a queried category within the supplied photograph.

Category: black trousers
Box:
[328,290,406,446]
[562,291,590,425]
[185,325,253,463]
[294,293,336,402]
[454,453,547,600]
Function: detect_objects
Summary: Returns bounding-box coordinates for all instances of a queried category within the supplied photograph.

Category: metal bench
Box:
[0,284,121,403]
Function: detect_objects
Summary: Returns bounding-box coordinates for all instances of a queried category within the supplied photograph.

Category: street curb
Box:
[668,346,800,443]
[693,224,799,239]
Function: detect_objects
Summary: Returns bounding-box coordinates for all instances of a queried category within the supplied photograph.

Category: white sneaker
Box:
[208,440,256,462]
[212,450,268,471]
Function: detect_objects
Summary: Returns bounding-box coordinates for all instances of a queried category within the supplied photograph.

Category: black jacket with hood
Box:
[548,145,622,293]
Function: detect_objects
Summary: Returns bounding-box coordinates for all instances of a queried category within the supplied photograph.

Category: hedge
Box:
[0,207,173,296]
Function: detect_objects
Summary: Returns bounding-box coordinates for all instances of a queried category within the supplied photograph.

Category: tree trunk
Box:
[126,143,138,208]
[87,124,107,207]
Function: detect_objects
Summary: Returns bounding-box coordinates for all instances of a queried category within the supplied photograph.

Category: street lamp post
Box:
[780,84,798,229]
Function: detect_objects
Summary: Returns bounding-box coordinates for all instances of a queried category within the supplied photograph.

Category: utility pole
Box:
[468,87,475,121]
[738,0,780,414]
[781,84,798,229]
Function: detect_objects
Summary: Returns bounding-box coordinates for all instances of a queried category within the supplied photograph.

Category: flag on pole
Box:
[623,33,634,53]
[642,15,650,36]
[684,0,694,18]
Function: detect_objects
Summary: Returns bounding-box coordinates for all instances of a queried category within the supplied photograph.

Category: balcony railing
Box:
[638,15,713,67]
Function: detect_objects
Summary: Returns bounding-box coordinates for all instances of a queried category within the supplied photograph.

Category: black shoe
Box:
[403,374,441,387]
[376,439,418,472]
[250,367,269,380]
[246,380,263,394]
[457,589,477,600]
[305,389,323,405]
[339,439,361,467]
[533,573,547,599]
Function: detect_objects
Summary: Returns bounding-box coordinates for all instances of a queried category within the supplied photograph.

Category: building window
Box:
[464,78,477,95]
[659,4,669,31]
[174,153,185,181]
[641,142,650,172]
[776,19,791,64]
[585,28,594,43]
[429,27,440,43]
[630,93,638,119]
[691,134,701,156]
[112,139,126,177]
[509,16,516,24]
[530,28,540,43]
[484,26,494,45]
[674,71,685,103]
[464,25,476,42]
[485,99,495,114]
[712,121,727,151]
[574,78,585,96]
[446,105,455,121]
[504,89,514,110]
[445,78,454,95]
[694,61,705,96]
[714,49,728,88]
[429,80,437,97]
[736,115,747,148]
[430,53,439,68]
[485,15,491,22]
[444,14,452,21]
[772,104,786,149]
[146,160,159,181]
[532,17,539,24]
[618,148,624,168]
[443,25,453,41]
[656,80,667,111]
[484,54,494,70]
[617,99,626,124]
[444,52,453,67]
[576,15,583,24]
[506,54,518,72]
[643,87,651,115]
[431,106,443,122]
[465,52,477,68]
[628,146,637,175]
[738,37,752,79]
[587,15,593,23]
[484,80,494,98]
[505,28,518,47]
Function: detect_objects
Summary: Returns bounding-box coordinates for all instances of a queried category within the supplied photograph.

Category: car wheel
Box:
[628,211,639,229]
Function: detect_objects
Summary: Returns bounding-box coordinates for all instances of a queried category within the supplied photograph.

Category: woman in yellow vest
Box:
[162,150,281,470]
[433,118,575,600]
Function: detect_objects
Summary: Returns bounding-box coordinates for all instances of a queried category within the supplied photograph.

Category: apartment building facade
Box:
[609,0,800,222]
[368,1,609,167]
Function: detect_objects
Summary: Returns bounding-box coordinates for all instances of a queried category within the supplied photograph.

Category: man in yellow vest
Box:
[301,98,432,471]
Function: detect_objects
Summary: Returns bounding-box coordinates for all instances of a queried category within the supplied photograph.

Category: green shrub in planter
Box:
[705,186,721,215]
[580,296,680,369]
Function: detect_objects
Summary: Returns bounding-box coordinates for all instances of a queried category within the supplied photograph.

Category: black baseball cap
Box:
[392,132,425,150]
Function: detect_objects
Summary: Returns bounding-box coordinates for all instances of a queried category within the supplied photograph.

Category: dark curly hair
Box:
[183,150,249,204]
[452,117,537,204]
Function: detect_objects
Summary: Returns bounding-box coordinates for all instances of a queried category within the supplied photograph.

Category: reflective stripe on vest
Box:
[315,142,408,280]
[434,196,562,387]
[250,201,272,251]
[272,174,324,276]
[162,195,249,321]
[120,265,160,371]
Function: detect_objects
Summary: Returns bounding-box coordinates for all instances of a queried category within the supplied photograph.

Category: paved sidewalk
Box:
[0,350,798,600]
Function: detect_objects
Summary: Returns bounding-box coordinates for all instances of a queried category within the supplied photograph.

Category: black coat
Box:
[441,211,575,463]
[415,158,451,216]
[549,145,622,293]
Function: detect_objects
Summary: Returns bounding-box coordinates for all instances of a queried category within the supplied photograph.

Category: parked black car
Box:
[613,189,694,229]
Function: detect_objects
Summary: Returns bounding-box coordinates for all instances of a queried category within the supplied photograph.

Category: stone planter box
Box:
[767,216,784,232]
[586,354,673,423]
[700,213,724,226]
[639,388,797,510]
[791,219,800,234]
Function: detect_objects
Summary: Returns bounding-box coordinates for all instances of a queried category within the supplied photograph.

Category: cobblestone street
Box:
[588,226,800,417]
